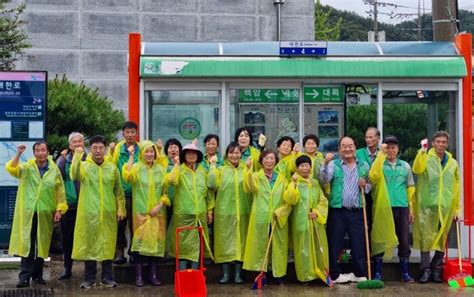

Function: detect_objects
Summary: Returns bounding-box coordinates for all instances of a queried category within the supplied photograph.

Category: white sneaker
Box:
[333,274,351,284]
[346,272,367,283]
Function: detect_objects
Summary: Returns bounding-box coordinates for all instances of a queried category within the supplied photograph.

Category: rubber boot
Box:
[431,253,443,283]
[178,260,188,271]
[219,263,230,284]
[191,261,199,270]
[234,262,243,284]
[418,269,431,283]
[149,261,162,286]
[373,257,383,281]
[135,263,144,287]
[399,258,414,283]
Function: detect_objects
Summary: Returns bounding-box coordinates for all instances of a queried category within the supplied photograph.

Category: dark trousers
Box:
[116,195,133,252]
[327,208,367,279]
[60,207,77,272]
[134,253,159,264]
[374,207,411,259]
[84,260,113,282]
[19,213,44,282]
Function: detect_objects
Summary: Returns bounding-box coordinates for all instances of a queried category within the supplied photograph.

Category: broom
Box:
[252,219,277,290]
[312,217,333,287]
[448,220,474,288]
[357,187,384,289]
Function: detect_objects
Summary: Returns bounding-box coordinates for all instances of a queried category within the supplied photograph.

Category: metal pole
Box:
[418,0,422,41]
[374,0,378,36]
[274,0,285,41]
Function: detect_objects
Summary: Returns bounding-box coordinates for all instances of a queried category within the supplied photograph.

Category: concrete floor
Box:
[1,260,474,296]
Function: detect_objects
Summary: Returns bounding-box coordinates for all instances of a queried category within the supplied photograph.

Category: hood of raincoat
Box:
[138,140,160,165]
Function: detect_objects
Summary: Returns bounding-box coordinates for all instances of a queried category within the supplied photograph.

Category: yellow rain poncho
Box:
[6,157,67,258]
[276,153,297,181]
[122,141,170,257]
[241,146,261,172]
[243,169,289,277]
[284,175,329,282]
[70,152,126,261]
[412,148,460,252]
[167,164,213,262]
[207,160,251,263]
[368,153,401,258]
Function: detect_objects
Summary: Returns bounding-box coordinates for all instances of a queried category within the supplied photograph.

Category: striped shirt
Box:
[320,159,368,209]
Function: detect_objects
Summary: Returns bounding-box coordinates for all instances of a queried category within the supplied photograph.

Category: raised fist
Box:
[292,172,298,183]
[420,138,428,152]
[17,144,26,154]
[156,138,163,150]
[60,149,68,158]
[209,155,217,165]
[172,155,180,165]
[380,143,388,154]
[325,153,334,165]
[127,145,135,156]
[258,133,267,147]
[109,142,116,152]
[246,157,252,169]
[75,147,84,154]
[293,143,301,153]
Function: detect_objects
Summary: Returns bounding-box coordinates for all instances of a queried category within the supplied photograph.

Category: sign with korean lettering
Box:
[280,41,328,56]
[0,71,47,248]
[0,72,47,140]
[239,89,299,103]
[303,86,344,102]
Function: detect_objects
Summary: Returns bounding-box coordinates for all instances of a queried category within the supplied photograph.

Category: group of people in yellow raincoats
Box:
[6,124,460,289]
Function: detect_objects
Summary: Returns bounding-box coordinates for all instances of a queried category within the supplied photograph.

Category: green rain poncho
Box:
[243,169,289,277]
[412,148,460,252]
[70,152,126,261]
[6,157,67,258]
[207,160,251,263]
[167,163,213,262]
[284,175,329,282]
[368,153,402,258]
[122,141,170,257]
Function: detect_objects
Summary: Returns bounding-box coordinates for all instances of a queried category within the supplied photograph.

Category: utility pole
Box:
[432,0,458,41]
[418,0,422,41]
[373,0,378,35]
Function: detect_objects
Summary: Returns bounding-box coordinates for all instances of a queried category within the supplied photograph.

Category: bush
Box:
[46,75,125,156]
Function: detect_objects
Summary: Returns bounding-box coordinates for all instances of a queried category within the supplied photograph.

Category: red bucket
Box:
[174,226,207,297]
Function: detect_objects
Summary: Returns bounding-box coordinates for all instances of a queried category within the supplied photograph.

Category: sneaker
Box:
[346,273,367,283]
[80,281,96,289]
[100,279,118,288]
[333,274,351,284]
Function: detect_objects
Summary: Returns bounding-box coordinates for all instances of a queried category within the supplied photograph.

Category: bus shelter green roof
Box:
[140,56,466,79]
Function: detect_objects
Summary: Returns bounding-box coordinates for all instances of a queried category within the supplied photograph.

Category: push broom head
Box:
[356,279,384,289]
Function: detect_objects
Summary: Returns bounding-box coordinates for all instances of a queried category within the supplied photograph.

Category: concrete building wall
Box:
[14,0,315,115]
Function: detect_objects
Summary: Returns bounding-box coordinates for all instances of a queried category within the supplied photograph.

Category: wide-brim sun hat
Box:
[179,143,203,164]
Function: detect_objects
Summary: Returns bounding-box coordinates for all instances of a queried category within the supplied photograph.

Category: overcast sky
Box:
[320,0,474,24]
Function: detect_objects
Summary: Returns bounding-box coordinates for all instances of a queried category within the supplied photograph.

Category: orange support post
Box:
[455,33,473,225]
[128,33,141,139]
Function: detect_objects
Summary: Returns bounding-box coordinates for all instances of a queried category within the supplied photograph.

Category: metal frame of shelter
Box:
[127,33,472,230]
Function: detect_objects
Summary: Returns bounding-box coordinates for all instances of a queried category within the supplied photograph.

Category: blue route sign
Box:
[280,41,328,56]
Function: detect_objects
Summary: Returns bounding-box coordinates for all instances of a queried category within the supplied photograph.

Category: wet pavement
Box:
[1,260,474,296]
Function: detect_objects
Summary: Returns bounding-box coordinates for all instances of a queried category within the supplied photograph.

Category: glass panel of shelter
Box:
[148,90,220,146]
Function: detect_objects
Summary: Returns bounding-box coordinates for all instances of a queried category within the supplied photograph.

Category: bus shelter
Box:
[128,33,473,252]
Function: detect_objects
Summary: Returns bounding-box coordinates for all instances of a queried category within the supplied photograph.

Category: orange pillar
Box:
[128,33,141,139]
[455,33,473,225]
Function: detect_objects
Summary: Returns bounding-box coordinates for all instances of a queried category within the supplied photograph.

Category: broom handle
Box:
[361,186,372,280]
[456,220,462,271]
[260,219,277,272]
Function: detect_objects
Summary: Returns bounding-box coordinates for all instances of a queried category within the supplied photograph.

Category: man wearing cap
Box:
[368,135,415,282]
[167,142,214,270]
[412,131,460,283]
[320,136,370,284]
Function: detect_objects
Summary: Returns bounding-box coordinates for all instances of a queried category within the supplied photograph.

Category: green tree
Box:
[47,75,125,156]
[0,0,30,70]
[315,0,342,41]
